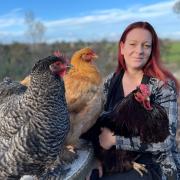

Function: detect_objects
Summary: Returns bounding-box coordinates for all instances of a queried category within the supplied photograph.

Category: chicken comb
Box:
[53,50,69,63]
[134,84,153,111]
[54,50,65,58]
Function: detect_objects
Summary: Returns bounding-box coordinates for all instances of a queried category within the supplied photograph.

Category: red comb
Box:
[134,84,152,110]
[53,50,63,57]
[53,50,70,63]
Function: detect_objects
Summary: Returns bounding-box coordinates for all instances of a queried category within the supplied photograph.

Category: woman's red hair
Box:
[116,21,179,91]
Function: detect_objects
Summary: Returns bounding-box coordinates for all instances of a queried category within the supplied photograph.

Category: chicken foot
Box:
[132,161,148,176]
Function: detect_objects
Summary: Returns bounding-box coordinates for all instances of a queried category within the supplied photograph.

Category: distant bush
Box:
[0,40,179,81]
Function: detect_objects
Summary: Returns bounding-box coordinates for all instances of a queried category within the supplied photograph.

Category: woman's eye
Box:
[129,44,135,46]
[144,44,151,49]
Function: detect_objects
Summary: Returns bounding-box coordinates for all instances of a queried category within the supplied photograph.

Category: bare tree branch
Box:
[24,11,46,44]
[173,0,180,14]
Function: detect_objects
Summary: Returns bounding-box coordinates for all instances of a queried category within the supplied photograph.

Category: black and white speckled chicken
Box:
[0,77,27,105]
[0,55,70,179]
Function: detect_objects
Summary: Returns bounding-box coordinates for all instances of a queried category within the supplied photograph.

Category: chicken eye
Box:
[55,62,61,66]
[81,54,86,59]
[86,52,92,56]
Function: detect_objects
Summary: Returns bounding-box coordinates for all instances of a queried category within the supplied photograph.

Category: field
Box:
[0,40,179,80]
[161,41,180,79]
[165,41,180,63]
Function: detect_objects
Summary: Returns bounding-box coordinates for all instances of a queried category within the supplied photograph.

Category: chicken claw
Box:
[132,162,148,176]
[66,145,76,153]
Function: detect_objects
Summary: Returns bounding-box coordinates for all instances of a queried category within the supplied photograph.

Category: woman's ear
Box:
[120,42,125,55]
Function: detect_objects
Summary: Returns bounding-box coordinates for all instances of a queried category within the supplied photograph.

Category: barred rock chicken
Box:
[82,84,169,176]
[0,77,27,104]
[0,55,70,179]
[61,47,104,151]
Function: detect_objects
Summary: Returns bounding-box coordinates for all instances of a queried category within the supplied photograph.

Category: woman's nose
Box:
[135,45,143,54]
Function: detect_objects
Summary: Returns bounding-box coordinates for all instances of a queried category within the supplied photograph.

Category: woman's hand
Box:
[99,127,116,150]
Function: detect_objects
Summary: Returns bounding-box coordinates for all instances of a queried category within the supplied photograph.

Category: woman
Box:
[83,21,180,180]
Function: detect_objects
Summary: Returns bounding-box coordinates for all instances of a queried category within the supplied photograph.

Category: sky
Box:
[0,0,180,43]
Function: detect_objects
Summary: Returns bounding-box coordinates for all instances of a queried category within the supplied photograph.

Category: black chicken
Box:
[0,55,70,179]
[82,84,169,176]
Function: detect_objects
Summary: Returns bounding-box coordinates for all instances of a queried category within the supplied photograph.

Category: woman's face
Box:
[120,28,152,71]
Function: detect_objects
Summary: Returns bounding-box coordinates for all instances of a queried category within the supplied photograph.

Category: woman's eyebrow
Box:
[127,39,152,44]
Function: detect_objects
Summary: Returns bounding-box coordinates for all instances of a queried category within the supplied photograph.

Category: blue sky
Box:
[0,0,180,43]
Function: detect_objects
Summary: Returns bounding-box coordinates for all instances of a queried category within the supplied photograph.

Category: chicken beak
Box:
[66,64,73,71]
[91,54,98,60]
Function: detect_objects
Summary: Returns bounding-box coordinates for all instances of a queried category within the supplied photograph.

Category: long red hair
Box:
[116,21,179,91]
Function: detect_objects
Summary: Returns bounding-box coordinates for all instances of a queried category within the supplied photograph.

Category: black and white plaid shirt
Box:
[103,73,180,180]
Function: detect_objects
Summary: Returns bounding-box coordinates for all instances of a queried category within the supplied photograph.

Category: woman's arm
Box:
[116,78,178,153]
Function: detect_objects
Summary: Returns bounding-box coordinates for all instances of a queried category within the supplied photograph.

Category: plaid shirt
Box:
[103,73,180,179]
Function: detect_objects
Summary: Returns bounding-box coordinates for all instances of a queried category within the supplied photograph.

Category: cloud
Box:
[0,0,179,43]
[44,1,176,28]
[0,8,24,28]
[161,30,180,39]
[0,18,23,28]
[139,1,174,12]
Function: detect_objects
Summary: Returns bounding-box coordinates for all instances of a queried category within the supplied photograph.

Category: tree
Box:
[173,0,180,14]
[24,11,46,44]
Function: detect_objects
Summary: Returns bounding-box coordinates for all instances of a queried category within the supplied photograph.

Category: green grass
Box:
[161,41,180,76]
[163,41,180,63]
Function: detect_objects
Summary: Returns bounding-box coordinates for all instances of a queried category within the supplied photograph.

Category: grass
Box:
[160,41,180,79]
[163,41,180,63]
